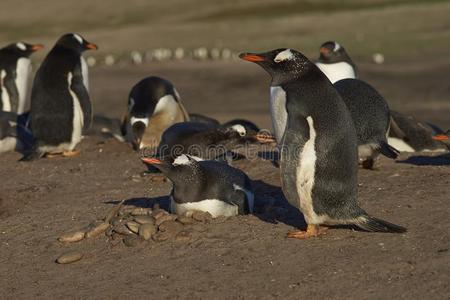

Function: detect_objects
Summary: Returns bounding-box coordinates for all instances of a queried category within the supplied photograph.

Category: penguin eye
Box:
[239,131,245,137]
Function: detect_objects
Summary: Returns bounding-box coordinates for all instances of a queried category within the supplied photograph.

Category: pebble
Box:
[130,208,150,216]
[126,221,140,234]
[58,231,85,243]
[139,223,156,240]
[177,216,195,225]
[85,222,110,238]
[175,230,192,242]
[134,215,154,225]
[155,214,177,226]
[56,252,83,264]
[152,231,170,242]
[152,209,168,220]
[104,201,124,223]
[123,235,142,247]
[192,211,212,223]
[113,224,134,236]
[159,220,184,235]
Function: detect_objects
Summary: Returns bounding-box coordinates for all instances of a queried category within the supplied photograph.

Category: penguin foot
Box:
[287,224,328,239]
[62,150,81,157]
[45,152,63,158]
[361,158,375,170]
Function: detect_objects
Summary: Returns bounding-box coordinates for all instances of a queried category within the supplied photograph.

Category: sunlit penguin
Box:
[142,154,254,217]
[122,76,189,151]
[21,33,97,161]
[240,48,406,238]
[315,41,357,83]
[0,42,44,113]
[334,78,399,169]
[389,110,449,152]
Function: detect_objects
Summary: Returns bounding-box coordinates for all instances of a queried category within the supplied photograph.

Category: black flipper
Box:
[356,215,406,233]
[379,141,399,159]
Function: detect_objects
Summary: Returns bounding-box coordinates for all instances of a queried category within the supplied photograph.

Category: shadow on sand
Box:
[397,152,450,166]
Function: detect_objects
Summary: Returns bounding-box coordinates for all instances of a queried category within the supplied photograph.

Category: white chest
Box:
[16,57,32,113]
[315,62,356,84]
[270,86,288,144]
[170,197,238,218]
[0,70,11,111]
[67,72,84,149]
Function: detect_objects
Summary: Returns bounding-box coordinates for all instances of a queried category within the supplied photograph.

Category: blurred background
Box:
[0,0,449,128]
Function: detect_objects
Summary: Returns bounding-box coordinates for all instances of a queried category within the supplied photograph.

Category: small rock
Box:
[139,223,156,240]
[134,215,154,225]
[56,252,83,264]
[192,211,213,223]
[131,208,150,216]
[105,227,114,237]
[123,235,142,247]
[152,231,170,242]
[175,230,192,242]
[152,209,168,220]
[126,221,140,234]
[85,222,110,238]
[113,224,134,236]
[177,216,195,225]
[192,224,208,233]
[111,216,125,227]
[104,200,125,223]
[58,231,85,243]
[155,214,177,226]
[159,220,184,235]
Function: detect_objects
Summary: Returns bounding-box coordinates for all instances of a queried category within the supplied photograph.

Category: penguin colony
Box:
[2,33,449,239]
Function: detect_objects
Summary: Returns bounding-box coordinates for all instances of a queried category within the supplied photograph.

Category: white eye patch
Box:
[73,34,83,44]
[130,116,149,127]
[173,154,204,166]
[231,124,246,136]
[16,43,26,51]
[274,49,293,63]
[333,42,341,51]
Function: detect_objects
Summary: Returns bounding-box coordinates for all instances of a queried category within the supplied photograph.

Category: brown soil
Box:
[0,61,449,299]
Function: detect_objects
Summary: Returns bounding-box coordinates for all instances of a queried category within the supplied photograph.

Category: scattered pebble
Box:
[85,222,110,238]
[113,224,134,236]
[58,231,85,243]
[177,216,195,225]
[134,215,154,225]
[175,230,192,242]
[159,220,183,235]
[192,211,212,223]
[139,223,157,240]
[155,214,177,226]
[123,235,142,247]
[152,231,171,242]
[56,252,83,264]
[130,208,151,216]
[126,221,140,234]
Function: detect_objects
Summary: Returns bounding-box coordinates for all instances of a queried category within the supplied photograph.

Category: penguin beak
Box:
[255,132,276,144]
[239,53,266,62]
[433,134,449,141]
[31,44,44,52]
[319,47,330,55]
[141,157,163,165]
[86,43,98,50]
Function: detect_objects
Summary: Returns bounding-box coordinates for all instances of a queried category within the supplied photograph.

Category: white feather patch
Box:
[0,70,11,111]
[130,116,149,126]
[16,57,32,114]
[230,124,246,136]
[274,49,293,62]
[333,42,341,51]
[170,197,238,218]
[67,72,84,150]
[173,154,204,165]
[73,34,83,44]
[16,43,26,51]
[315,62,356,84]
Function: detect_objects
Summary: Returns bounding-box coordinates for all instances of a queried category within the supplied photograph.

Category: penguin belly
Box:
[270,86,287,144]
[16,57,32,114]
[67,72,84,150]
[315,62,355,84]
[0,136,18,153]
[170,196,239,218]
[0,70,11,111]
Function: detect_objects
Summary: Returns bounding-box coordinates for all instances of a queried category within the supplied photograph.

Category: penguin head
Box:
[318,41,349,63]
[55,33,98,53]
[3,42,44,57]
[239,48,312,85]
[129,115,149,150]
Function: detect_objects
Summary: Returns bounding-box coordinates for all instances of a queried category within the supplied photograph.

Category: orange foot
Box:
[62,150,81,157]
[45,152,63,158]
[287,224,328,239]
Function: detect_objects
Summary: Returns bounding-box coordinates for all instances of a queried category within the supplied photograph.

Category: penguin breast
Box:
[170,197,239,218]
[67,72,84,149]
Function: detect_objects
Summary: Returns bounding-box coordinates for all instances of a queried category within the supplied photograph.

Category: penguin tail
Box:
[379,141,400,159]
[355,215,406,233]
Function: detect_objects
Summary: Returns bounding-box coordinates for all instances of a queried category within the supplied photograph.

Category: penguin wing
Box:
[3,71,19,112]
[71,67,92,133]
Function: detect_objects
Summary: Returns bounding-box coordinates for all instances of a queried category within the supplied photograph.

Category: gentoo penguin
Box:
[188,113,220,127]
[240,48,406,238]
[334,78,399,169]
[315,41,357,84]
[122,76,189,151]
[142,154,254,217]
[388,110,449,152]
[0,111,33,154]
[156,121,272,162]
[87,114,125,141]
[0,42,44,113]
[21,33,97,161]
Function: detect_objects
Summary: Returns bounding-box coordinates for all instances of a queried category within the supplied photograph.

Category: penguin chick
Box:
[334,78,399,169]
[142,154,254,217]
[240,48,406,238]
[315,41,357,83]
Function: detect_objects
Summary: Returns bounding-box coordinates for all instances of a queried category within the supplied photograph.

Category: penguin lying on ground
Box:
[188,113,220,127]
[315,41,357,83]
[0,42,44,113]
[388,110,449,152]
[87,114,125,141]
[240,48,406,238]
[0,111,33,154]
[154,121,274,162]
[334,78,399,169]
[142,154,254,217]
[122,76,189,151]
[21,33,97,161]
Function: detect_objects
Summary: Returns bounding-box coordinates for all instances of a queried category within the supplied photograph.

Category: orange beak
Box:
[86,43,98,50]
[31,44,44,51]
[256,133,276,143]
[239,53,265,62]
[320,47,330,55]
[433,134,449,141]
[141,157,162,164]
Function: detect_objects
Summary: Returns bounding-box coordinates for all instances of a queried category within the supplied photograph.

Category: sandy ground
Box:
[0,61,449,299]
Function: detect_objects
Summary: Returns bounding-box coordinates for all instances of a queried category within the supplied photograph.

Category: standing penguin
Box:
[315,41,357,84]
[22,33,97,161]
[240,48,405,238]
[0,42,44,113]
[122,76,189,151]
[142,154,254,217]
[334,78,399,169]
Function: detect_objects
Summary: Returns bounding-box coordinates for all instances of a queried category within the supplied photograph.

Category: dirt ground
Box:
[0,60,449,299]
